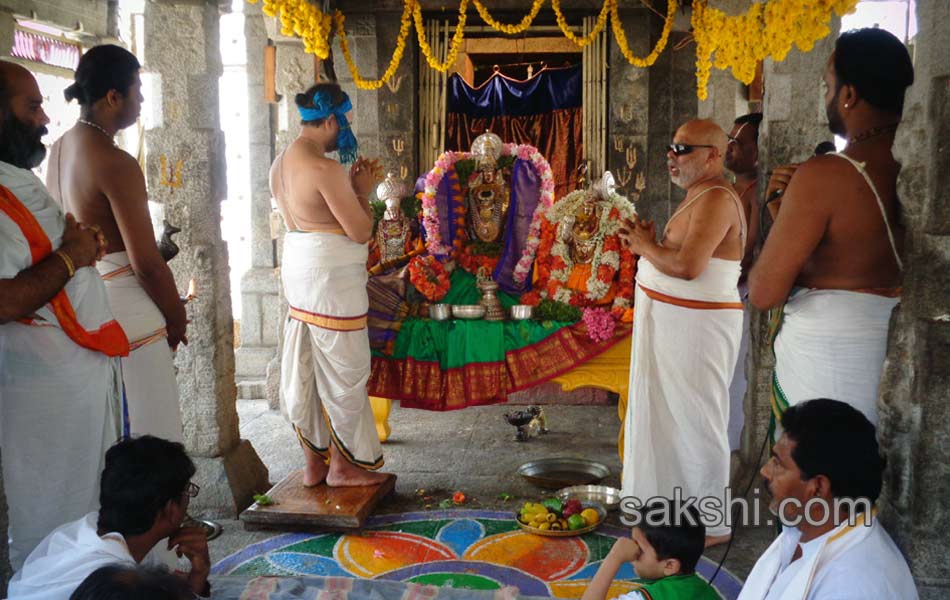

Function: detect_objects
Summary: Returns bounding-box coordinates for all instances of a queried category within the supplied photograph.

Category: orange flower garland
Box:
[408,255,451,302]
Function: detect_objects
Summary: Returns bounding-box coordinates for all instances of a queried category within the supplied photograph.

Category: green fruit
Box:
[567,514,587,530]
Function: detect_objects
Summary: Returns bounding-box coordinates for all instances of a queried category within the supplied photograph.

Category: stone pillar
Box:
[608,6,651,206]
[144,0,268,517]
[879,1,950,596]
[743,23,838,472]
[235,1,280,390]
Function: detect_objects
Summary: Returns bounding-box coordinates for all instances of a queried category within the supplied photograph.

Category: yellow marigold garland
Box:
[473,0,544,35]
[250,0,333,59]
[611,0,677,68]
[691,0,860,101]
[551,0,611,48]
[335,0,414,90]
[413,0,469,72]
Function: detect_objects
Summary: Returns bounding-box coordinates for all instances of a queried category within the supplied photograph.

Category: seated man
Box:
[70,564,193,600]
[740,399,917,599]
[582,500,719,600]
[8,436,210,600]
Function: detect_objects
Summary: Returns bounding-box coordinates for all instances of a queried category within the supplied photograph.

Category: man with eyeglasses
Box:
[724,112,762,453]
[749,28,913,434]
[618,119,746,548]
[9,436,211,600]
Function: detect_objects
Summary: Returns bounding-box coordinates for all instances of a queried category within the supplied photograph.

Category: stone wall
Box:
[879,0,950,596]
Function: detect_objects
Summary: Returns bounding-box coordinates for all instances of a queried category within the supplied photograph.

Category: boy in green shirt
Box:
[582,500,720,600]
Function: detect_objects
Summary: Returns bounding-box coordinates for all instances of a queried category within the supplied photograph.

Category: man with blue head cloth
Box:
[269,82,390,487]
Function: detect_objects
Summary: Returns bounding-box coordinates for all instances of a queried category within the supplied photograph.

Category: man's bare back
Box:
[270,139,374,243]
[47,127,136,254]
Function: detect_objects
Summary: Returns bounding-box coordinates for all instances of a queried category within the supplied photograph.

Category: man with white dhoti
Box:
[0,61,128,568]
[750,29,914,434]
[740,399,916,599]
[47,45,186,442]
[270,82,389,487]
[619,119,746,547]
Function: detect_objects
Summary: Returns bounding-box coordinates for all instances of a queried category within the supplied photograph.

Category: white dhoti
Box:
[772,288,899,431]
[728,284,751,450]
[280,232,383,469]
[97,252,182,441]
[622,258,742,538]
[0,162,126,569]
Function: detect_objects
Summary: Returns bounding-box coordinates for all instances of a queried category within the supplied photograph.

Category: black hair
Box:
[97,435,196,536]
[295,82,347,126]
[635,499,706,575]
[64,44,141,106]
[69,564,192,600]
[781,398,885,503]
[834,28,914,116]
[814,141,836,155]
[733,112,763,143]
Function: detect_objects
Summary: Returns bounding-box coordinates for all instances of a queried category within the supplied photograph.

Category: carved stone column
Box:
[144,0,268,517]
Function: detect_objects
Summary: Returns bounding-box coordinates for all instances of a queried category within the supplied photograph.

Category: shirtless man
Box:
[48,44,186,442]
[723,112,762,451]
[749,28,914,429]
[271,82,389,487]
[618,119,746,547]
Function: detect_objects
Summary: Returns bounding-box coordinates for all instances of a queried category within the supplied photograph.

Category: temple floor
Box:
[206,398,774,597]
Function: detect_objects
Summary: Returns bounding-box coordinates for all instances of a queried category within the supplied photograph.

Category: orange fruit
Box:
[580,508,600,526]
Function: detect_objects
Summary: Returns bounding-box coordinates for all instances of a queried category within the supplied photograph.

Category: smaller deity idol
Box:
[467,131,511,244]
[368,173,423,275]
[567,195,602,265]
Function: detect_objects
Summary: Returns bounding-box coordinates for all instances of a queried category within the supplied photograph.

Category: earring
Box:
[844,103,849,108]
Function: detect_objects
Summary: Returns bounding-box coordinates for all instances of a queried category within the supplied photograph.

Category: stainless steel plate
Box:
[182,517,223,541]
[517,458,610,489]
[557,485,623,511]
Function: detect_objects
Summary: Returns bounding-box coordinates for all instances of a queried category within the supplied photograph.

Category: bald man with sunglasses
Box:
[618,119,746,548]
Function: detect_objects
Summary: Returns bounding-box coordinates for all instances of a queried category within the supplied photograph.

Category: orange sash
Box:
[638,284,743,310]
[0,185,129,357]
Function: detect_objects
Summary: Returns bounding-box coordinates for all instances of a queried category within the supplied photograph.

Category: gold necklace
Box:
[78,119,116,146]
[848,123,899,145]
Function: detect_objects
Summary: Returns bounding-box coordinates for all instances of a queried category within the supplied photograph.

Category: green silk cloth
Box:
[384,270,573,368]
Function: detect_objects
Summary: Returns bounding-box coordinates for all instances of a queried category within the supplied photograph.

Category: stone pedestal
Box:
[879,1,950,596]
[144,0,268,518]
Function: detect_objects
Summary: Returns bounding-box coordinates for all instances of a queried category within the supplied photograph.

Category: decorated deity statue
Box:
[467,131,511,244]
[522,171,638,320]
[368,172,423,276]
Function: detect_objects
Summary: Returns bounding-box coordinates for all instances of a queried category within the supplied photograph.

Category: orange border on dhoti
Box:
[288,306,367,331]
[638,284,743,310]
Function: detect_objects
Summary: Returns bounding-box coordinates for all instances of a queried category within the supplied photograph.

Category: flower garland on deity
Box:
[522,186,636,319]
[420,144,554,287]
[408,255,451,302]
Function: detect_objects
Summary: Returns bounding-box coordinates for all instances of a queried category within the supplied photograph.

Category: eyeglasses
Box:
[183,482,200,498]
[668,143,715,156]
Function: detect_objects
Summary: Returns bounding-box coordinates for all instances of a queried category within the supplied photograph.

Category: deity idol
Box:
[368,172,423,275]
[467,131,511,244]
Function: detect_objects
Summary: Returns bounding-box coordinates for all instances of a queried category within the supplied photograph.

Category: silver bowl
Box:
[556,484,623,512]
[510,304,533,320]
[429,304,451,321]
[452,304,486,320]
[517,457,610,489]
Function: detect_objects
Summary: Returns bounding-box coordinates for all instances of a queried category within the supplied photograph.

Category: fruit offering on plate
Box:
[518,497,600,532]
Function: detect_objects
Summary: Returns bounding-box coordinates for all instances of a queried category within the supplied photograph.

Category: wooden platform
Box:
[240,470,396,532]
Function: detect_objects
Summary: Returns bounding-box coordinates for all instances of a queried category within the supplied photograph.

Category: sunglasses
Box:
[668,143,715,156]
